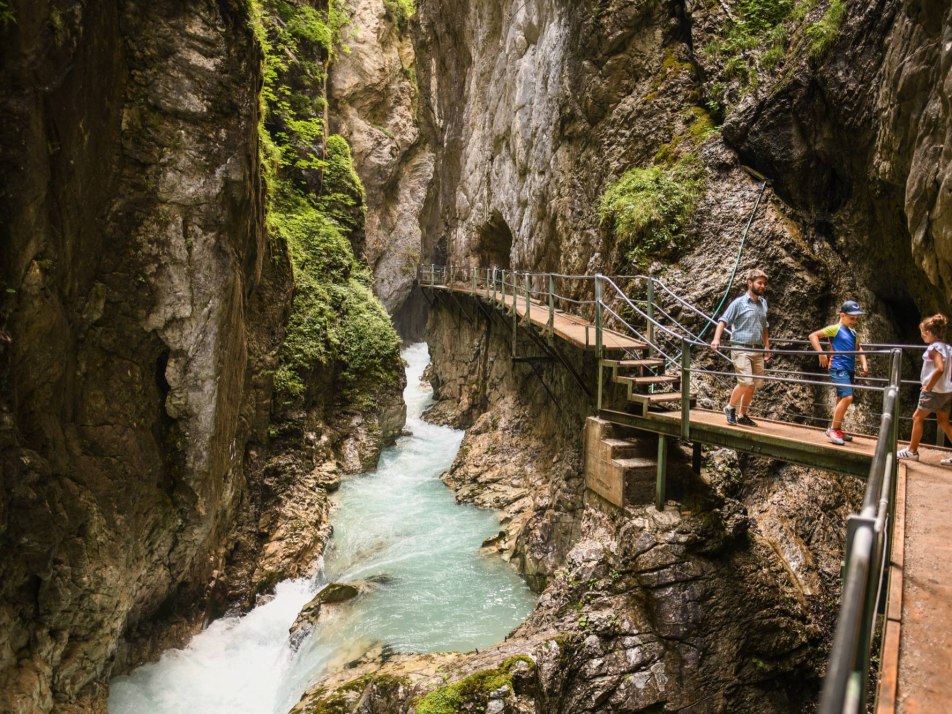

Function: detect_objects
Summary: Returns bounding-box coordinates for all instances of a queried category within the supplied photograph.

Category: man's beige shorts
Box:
[731,348,765,387]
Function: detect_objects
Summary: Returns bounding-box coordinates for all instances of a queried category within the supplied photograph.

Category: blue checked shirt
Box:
[719,295,768,346]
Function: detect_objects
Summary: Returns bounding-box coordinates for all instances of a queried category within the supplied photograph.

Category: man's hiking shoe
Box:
[897,448,919,460]
[737,415,757,427]
[940,457,952,466]
[724,405,737,425]
[825,428,845,446]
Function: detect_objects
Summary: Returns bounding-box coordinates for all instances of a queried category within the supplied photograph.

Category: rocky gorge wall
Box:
[0,1,405,711]
[0,2,279,710]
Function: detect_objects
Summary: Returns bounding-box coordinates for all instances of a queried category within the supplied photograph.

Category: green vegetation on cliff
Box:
[414,656,534,714]
[383,0,415,31]
[599,156,706,265]
[253,0,401,402]
[703,0,847,112]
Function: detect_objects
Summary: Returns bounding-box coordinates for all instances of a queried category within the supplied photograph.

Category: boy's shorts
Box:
[731,348,765,387]
[918,390,952,413]
[829,368,855,399]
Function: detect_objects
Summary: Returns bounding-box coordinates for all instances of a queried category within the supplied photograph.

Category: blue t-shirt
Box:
[819,323,859,372]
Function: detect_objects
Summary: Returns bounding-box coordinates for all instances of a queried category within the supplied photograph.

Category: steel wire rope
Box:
[697,180,769,342]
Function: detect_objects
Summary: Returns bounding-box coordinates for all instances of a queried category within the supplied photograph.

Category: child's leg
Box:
[830,395,853,430]
[909,408,929,453]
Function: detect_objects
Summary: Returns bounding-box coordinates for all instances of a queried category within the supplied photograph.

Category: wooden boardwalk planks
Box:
[436,283,648,352]
[881,450,952,714]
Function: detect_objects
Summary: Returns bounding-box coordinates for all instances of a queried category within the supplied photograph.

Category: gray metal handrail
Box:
[818,349,902,714]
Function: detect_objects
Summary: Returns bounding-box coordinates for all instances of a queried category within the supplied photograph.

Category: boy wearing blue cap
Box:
[809,301,869,445]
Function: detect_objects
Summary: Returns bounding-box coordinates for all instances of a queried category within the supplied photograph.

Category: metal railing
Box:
[818,349,902,714]
[417,265,932,430]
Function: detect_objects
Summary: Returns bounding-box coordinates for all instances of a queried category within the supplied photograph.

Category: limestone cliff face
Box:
[413,0,951,325]
[723,0,952,323]
[0,2,287,710]
[329,0,433,317]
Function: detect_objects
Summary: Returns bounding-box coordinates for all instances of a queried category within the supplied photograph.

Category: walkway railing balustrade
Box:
[418,264,919,714]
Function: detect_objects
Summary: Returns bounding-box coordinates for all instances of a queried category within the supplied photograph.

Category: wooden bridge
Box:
[419,265,952,714]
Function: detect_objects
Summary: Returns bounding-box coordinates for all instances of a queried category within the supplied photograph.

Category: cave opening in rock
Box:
[475,210,513,269]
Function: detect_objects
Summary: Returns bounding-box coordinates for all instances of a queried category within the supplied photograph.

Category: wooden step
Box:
[618,358,665,369]
[602,358,665,370]
[627,391,691,404]
[602,342,649,353]
[616,374,679,386]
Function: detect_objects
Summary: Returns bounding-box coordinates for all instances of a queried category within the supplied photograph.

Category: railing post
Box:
[595,275,604,411]
[681,338,691,441]
[472,266,477,294]
[501,269,507,308]
[547,274,555,338]
[512,271,518,355]
[647,278,655,346]
[656,435,667,511]
[524,272,531,325]
[595,275,604,358]
[429,264,435,286]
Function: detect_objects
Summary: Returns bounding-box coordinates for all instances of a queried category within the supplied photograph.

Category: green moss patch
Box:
[252,0,401,405]
[383,0,415,32]
[414,656,534,714]
[702,0,846,112]
[598,156,706,266]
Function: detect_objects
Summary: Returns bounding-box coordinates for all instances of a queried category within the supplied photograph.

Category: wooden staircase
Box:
[602,344,696,415]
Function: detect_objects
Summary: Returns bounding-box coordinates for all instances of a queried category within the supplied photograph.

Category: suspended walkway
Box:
[417,264,952,714]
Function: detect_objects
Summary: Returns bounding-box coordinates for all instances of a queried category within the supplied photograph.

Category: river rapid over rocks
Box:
[107,343,536,714]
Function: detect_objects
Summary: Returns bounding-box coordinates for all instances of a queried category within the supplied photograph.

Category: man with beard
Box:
[710,268,770,426]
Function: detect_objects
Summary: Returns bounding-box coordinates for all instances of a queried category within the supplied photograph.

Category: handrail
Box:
[818,348,902,714]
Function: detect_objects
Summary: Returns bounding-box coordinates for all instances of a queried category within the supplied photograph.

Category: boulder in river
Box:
[288,582,362,648]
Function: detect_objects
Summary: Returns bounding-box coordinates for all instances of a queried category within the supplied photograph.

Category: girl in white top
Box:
[898,313,952,463]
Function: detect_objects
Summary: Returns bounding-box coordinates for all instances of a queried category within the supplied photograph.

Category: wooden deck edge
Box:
[875,461,907,714]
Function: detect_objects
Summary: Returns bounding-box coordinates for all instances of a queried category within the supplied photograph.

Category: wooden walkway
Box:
[426,276,952,711]
[879,447,952,714]
[432,283,647,352]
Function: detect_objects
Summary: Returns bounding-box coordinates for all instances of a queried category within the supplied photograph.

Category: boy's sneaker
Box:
[842,433,853,441]
[737,415,757,427]
[825,428,845,446]
[897,448,919,460]
[940,457,952,466]
[724,405,737,425]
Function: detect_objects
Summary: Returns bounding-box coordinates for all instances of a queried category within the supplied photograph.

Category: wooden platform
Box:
[598,407,878,477]
[878,448,952,714]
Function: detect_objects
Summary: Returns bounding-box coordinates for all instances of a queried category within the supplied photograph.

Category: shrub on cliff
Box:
[254,0,401,405]
[598,157,706,265]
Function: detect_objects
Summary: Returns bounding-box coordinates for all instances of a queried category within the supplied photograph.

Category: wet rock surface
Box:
[0,2,280,710]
